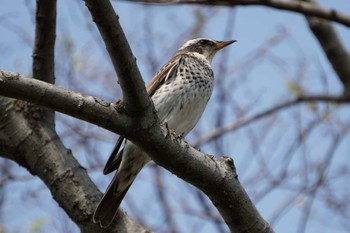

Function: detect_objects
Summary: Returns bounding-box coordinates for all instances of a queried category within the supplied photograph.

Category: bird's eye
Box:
[199,40,207,45]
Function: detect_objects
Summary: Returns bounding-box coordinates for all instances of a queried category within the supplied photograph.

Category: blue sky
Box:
[1,1,350,233]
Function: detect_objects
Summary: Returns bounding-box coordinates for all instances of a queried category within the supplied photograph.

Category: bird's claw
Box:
[164,122,171,137]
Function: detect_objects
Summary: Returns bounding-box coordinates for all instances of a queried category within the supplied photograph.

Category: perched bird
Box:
[93,38,236,227]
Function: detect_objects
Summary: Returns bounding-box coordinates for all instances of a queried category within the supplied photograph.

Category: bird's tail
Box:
[93,171,134,227]
[93,142,149,227]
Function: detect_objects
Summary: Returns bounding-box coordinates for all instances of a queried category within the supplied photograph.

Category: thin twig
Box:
[192,95,350,147]
[125,0,350,27]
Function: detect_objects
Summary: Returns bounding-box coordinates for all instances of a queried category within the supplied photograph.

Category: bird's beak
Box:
[214,40,237,50]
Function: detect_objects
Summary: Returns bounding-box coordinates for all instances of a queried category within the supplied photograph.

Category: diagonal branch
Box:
[0,96,151,233]
[0,70,274,232]
[0,0,274,231]
[125,0,350,27]
[302,0,350,95]
[83,0,151,115]
[192,95,350,147]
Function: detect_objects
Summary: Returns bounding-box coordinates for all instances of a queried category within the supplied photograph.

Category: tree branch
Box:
[192,95,350,147]
[0,1,152,231]
[302,0,350,95]
[83,0,151,115]
[32,0,57,125]
[0,96,151,233]
[124,0,350,95]
[0,70,131,136]
[0,71,274,232]
[125,0,350,27]
[32,0,56,84]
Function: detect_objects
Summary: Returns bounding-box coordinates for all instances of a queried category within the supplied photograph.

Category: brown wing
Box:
[146,55,181,96]
[103,55,182,174]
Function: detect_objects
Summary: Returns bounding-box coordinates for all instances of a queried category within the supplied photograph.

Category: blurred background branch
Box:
[126,0,350,27]
[0,0,349,233]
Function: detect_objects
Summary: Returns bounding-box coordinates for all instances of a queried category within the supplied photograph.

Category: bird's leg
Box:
[172,131,184,144]
[112,100,126,113]
[163,122,182,143]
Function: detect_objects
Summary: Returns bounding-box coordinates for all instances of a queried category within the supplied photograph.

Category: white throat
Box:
[188,51,216,64]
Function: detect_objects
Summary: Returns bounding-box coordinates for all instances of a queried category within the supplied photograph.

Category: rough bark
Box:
[4,0,349,232]
[303,0,350,95]
[0,70,274,232]
[32,0,57,125]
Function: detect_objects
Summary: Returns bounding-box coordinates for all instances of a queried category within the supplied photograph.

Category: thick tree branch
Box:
[0,71,274,232]
[0,71,131,136]
[83,0,151,115]
[0,96,151,233]
[1,0,348,232]
[0,0,273,230]
[302,0,350,95]
[1,1,153,232]
[32,0,57,125]
[192,95,350,147]
[126,0,350,27]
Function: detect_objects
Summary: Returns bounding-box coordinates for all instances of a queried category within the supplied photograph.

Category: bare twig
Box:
[192,95,350,147]
[125,0,350,27]
[297,132,341,233]
[153,166,179,233]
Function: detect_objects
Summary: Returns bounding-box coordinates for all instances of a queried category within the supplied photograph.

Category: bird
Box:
[93,37,236,227]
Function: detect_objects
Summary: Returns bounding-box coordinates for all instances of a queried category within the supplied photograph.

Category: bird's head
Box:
[177,38,236,63]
